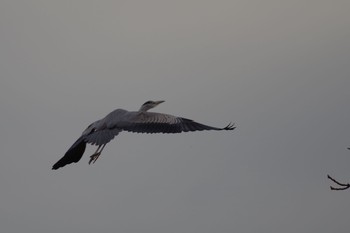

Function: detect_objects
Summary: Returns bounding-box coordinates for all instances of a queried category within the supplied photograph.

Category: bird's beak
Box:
[155,100,165,105]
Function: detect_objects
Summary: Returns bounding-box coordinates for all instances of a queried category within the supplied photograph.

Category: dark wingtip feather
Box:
[52,138,86,170]
[223,122,236,130]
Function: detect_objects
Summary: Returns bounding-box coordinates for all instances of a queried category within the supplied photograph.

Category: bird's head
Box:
[139,100,165,112]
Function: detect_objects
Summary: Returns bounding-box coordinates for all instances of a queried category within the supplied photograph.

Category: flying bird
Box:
[52,100,235,170]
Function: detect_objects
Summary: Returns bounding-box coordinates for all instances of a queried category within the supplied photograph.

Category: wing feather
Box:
[52,136,86,170]
[119,112,235,134]
[84,128,121,145]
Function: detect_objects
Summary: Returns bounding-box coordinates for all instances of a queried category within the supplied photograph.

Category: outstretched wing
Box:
[52,136,86,170]
[52,122,122,169]
[118,112,235,134]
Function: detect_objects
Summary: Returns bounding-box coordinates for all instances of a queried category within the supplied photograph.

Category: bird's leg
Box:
[89,144,106,164]
[89,145,101,165]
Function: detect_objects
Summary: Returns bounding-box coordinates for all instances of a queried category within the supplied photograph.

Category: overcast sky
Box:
[1,1,350,233]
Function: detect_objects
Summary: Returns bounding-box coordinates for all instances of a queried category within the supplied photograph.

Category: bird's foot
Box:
[89,152,101,165]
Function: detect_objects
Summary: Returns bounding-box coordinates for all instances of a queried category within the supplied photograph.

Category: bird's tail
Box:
[52,136,86,170]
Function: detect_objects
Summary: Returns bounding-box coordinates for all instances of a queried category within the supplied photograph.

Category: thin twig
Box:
[327,174,350,191]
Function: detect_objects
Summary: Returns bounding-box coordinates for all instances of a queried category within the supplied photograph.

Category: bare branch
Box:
[327,174,350,191]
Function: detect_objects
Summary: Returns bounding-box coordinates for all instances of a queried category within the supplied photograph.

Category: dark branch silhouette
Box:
[327,174,350,191]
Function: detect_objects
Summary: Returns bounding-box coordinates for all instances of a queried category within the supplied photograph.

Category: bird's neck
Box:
[139,106,152,112]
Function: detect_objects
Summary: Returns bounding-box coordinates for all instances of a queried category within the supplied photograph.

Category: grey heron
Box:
[52,100,235,170]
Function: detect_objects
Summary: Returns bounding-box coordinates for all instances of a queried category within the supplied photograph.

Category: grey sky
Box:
[1,0,350,232]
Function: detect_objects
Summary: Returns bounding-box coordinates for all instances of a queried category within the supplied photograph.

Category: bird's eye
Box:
[143,101,152,105]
